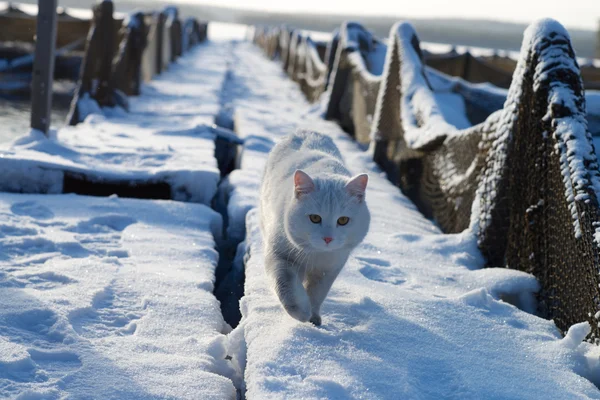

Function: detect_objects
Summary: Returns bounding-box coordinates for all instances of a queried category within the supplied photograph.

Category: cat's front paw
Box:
[283,301,311,322]
[309,314,321,326]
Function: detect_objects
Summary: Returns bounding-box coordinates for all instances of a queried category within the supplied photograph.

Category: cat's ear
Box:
[294,170,315,198]
[346,174,368,201]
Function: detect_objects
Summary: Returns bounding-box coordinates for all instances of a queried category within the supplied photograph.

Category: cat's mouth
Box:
[309,240,344,252]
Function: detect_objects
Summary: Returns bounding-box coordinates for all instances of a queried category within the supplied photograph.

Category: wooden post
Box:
[67,1,117,125]
[94,0,116,107]
[30,0,58,135]
[112,12,147,96]
[596,19,600,59]
[156,12,165,73]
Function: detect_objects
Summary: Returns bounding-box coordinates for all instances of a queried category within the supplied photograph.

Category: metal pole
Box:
[30,0,58,135]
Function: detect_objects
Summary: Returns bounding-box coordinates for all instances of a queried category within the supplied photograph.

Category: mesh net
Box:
[476,25,600,336]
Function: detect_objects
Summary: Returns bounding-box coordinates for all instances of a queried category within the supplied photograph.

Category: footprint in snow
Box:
[71,286,142,339]
[359,265,407,286]
[321,296,381,331]
[393,233,422,242]
[0,224,38,238]
[20,271,77,291]
[356,256,406,285]
[28,348,81,367]
[355,256,391,268]
[70,215,137,234]
[3,308,66,343]
[11,201,54,220]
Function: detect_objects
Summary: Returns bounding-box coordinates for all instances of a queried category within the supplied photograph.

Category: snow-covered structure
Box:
[0,17,223,205]
[255,19,600,341]
[229,37,600,398]
[324,22,386,142]
[279,29,329,103]
[4,20,600,398]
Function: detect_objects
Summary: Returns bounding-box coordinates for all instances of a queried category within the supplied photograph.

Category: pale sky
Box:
[177,0,599,30]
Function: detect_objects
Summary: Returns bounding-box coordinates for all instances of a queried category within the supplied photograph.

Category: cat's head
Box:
[285,169,370,252]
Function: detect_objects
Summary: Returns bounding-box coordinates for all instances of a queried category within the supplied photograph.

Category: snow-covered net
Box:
[260,22,386,142]
[424,50,600,91]
[254,19,600,340]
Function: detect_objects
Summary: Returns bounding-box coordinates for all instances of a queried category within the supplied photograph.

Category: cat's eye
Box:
[337,216,350,226]
[309,214,322,224]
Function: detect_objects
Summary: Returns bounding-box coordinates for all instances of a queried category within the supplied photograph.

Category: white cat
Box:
[259,130,370,325]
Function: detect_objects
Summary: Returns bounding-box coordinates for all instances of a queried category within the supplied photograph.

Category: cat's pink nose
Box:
[323,237,333,244]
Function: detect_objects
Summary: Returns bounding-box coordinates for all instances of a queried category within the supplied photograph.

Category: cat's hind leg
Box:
[267,254,311,322]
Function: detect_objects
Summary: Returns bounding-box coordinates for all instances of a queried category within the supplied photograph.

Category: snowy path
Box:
[0,194,236,398]
[224,42,600,399]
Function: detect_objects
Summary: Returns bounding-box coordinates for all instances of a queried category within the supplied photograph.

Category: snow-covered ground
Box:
[0,194,236,399]
[0,31,239,399]
[1,22,600,399]
[222,39,600,398]
[0,40,231,204]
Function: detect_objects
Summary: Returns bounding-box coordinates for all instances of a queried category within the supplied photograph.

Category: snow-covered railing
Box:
[252,25,280,61]
[66,1,118,125]
[182,17,207,53]
[163,6,181,63]
[0,1,92,51]
[324,22,387,143]
[285,29,302,77]
[111,12,146,97]
[267,22,388,143]
[253,19,600,341]
[67,2,208,126]
[323,28,339,87]
[292,35,328,102]
[278,27,293,71]
[373,22,600,339]
[257,22,386,138]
